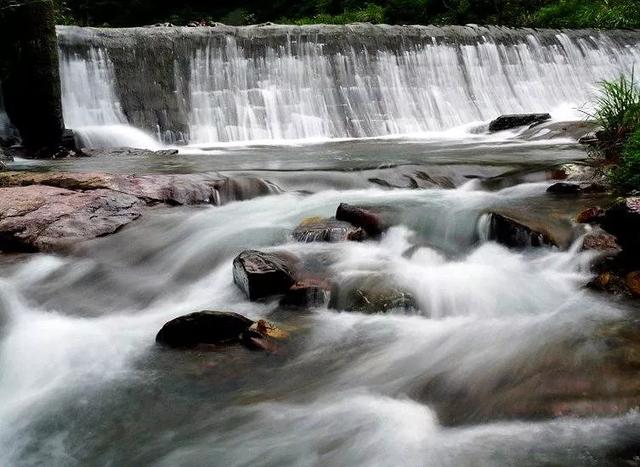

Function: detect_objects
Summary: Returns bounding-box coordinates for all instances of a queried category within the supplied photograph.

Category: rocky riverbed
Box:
[1,135,640,466]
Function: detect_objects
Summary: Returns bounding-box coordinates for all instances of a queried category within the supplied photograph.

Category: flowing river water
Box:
[1,24,640,466]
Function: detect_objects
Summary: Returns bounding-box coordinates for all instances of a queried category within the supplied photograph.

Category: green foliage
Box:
[584,71,640,160]
[530,0,640,29]
[611,127,640,193]
[49,0,640,28]
[284,4,385,25]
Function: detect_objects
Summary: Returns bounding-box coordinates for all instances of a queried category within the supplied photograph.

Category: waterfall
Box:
[56,25,640,146]
[0,90,16,141]
[57,43,162,149]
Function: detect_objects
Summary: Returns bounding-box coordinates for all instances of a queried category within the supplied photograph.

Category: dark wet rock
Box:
[336,203,388,237]
[239,329,279,352]
[280,279,332,309]
[547,182,581,195]
[0,185,143,253]
[485,212,559,249]
[233,250,299,301]
[600,197,640,256]
[576,206,606,224]
[578,132,599,145]
[156,311,254,348]
[75,147,178,158]
[488,113,551,132]
[329,275,417,314]
[292,217,366,243]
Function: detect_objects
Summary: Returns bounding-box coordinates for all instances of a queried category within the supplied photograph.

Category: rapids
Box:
[2,136,640,465]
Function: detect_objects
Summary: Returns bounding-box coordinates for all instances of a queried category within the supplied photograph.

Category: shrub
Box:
[611,127,640,193]
[584,71,640,160]
[530,0,640,29]
[284,4,386,25]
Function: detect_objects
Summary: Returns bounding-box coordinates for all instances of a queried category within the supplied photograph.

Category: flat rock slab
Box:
[0,185,143,252]
[0,171,276,206]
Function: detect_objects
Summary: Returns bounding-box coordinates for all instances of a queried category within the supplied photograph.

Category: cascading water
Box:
[58,45,162,149]
[0,91,16,140]
[56,24,640,145]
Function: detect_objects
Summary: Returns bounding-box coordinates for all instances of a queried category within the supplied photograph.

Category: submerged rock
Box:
[156,311,254,348]
[233,250,299,301]
[329,275,417,314]
[336,203,388,237]
[520,121,599,142]
[292,217,365,243]
[547,182,606,195]
[485,212,558,249]
[488,113,551,132]
[280,279,332,309]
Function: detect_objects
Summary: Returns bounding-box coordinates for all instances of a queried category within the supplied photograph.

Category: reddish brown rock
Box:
[0,185,143,252]
[581,231,622,257]
[0,171,276,206]
[576,206,605,224]
[626,272,640,297]
[336,203,388,237]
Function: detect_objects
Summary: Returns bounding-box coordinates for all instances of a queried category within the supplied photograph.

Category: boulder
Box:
[280,279,332,309]
[156,311,254,348]
[581,231,622,257]
[233,250,299,301]
[292,217,365,243]
[485,212,558,249]
[156,312,286,351]
[600,197,640,256]
[336,203,387,237]
[488,113,551,132]
[0,185,143,252]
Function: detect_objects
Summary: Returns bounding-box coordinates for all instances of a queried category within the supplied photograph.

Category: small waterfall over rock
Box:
[56,24,640,145]
[0,90,16,140]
